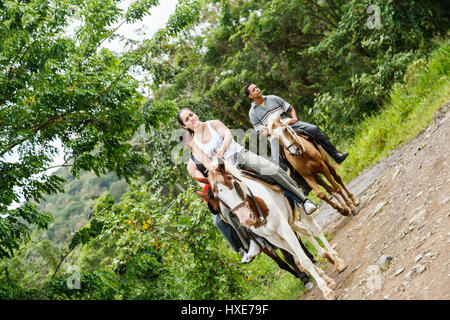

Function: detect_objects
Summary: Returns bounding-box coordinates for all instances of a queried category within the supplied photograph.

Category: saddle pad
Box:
[241,170,281,192]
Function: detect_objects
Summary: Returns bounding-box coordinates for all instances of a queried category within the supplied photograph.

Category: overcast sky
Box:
[55,0,179,167]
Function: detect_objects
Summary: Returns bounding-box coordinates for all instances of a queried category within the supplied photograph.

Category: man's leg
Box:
[212,213,243,253]
[289,121,348,164]
[220,206,250,251]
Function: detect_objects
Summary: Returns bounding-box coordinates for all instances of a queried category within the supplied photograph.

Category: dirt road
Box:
[302,102,450,300]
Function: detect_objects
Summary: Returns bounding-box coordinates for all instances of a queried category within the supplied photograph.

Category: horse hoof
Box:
[327,279,337,290]
[339,207,349,216]
[304,282,314,291]
[336,261,348,273]
[323,289,337,300]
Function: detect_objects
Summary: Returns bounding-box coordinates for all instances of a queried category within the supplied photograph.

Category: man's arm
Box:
[287,106,298,124]
[272,95,297,124]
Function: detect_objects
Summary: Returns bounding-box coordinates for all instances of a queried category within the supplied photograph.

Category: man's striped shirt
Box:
[248,95,293,134]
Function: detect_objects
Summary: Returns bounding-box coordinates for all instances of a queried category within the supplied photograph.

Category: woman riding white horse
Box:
[203,160,348,300]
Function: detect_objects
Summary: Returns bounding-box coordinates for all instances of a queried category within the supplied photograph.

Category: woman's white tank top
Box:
[193,121,244,160]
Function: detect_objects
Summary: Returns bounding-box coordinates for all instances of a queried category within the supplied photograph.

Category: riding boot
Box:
[310,129,348,164]
[291,122,348,164]
[246,239,261,258]
[240,240,261,264]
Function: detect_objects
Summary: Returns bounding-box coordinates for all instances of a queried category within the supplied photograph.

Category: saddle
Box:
[292,128,321,152]
[241,169,281,192]
[241,169,297,215]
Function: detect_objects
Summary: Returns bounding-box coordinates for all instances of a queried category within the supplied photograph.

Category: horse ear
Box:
[274,113,282,124]
[193,176,209,184]
[217,159,226,172]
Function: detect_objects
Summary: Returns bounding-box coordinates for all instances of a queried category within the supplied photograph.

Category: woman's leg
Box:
[237,150,317,214]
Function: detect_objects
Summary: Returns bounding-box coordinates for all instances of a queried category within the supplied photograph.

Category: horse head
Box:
[267,113,303,157]
[195,185,221,212]
[198,160,258,227]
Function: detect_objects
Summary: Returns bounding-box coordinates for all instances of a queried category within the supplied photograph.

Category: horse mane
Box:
[208,158,249,194]
[266,112,280,135]
[223,159,244,181]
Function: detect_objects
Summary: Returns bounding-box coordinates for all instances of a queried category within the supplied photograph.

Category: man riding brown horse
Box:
[245,83,349,194]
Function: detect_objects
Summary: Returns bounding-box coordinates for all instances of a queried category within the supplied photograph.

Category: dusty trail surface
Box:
[302,103,450,300]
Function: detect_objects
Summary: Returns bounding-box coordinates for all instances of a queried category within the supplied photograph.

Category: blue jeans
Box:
[212,213,244,253]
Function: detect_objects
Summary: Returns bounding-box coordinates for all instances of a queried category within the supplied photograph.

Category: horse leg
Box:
[299,236,317,264]
[299,211,348,273]
[326,161,360,209]
[319,159,355,210]
[261,247,301,280]
[309,261,337,290]
[291,221,332,265]
[275,221,336,300]
[317,163,351,216]
[303,175,348,216]
[314,174,350,212]
[278,248,312,285]
[289,219,318,264]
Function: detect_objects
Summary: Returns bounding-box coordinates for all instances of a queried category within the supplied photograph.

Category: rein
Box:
[282,122,306,155]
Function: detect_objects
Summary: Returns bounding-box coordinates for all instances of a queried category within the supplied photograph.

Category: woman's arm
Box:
[211,120,233,158]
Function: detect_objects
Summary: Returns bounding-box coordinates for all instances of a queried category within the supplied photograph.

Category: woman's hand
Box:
[215,147,225,159]
[205,161,216,172]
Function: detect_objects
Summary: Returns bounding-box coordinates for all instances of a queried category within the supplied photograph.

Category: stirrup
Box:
[302,199,317,215]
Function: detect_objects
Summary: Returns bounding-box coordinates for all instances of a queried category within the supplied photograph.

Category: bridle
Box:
[213,172,266,225]
[279,122,305,157]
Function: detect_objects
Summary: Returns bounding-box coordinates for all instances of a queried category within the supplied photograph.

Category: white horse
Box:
[195,160,348,300]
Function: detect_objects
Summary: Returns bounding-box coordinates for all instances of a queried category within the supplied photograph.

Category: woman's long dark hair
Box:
[177,108,194,142]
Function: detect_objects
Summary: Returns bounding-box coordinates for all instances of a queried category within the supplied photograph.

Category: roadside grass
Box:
[340,40,450,182]
[245,39,449,299]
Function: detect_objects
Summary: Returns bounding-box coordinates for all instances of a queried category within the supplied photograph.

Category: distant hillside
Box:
[38,167,128,244]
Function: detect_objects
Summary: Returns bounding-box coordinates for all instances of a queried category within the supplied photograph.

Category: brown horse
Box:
[267,113,359,216]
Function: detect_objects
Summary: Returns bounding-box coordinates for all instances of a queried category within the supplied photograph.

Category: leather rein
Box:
[214,173,266,225]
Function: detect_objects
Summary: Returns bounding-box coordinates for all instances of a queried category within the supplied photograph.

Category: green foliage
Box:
[69,218,104,250]
[0,0,201,258]
[94,183,245,299]
[148,0,448,141]
[0,202,53,257]
[37,168,123,244]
